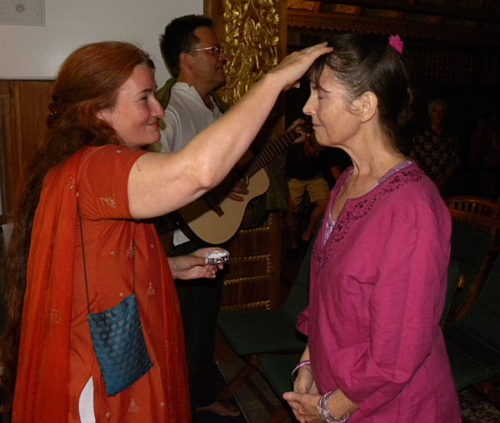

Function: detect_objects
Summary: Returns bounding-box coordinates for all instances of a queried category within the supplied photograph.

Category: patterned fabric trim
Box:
[323,161,413,244]
[315,161,422,269]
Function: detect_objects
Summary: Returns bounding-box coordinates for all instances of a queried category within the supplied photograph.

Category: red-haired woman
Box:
[1,41,331,422]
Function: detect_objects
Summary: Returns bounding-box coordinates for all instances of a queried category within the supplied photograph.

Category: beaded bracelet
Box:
[318,391,350,423]
[290,360,311,383]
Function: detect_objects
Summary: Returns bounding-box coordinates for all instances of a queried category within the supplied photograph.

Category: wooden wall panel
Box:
[0,83,14,223]
[0,80,52,222]
[223,213,282,310]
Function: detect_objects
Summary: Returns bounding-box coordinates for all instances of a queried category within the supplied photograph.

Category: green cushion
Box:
[440,259,461,326]
[459,306,500,350]
[218,239,313,356]
[259,353,302,397]
[450,222,493,267]
[456,257,500,348]
[444,256,500,390]
[218,310,306,355]
[281,235,314,322]
[445,340,494,390]
[445,325,500,390]
[449,222,493,306]
[281,252,311,323]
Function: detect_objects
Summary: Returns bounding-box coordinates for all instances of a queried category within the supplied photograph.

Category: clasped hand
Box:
[284,368,358,422]
[283,366,323,423]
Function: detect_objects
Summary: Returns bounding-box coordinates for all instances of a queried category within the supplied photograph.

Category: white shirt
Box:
[158,82,224,245]
[159,82,224,153]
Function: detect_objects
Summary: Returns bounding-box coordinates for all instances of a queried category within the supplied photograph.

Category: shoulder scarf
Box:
[13,149,85,422]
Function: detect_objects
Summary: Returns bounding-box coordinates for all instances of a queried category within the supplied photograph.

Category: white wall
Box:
[0,0,202,86]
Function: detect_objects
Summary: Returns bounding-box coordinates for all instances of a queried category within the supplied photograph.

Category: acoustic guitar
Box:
[178,127,303,244]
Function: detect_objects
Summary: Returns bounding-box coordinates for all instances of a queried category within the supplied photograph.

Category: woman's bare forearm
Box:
[128,43,333,219]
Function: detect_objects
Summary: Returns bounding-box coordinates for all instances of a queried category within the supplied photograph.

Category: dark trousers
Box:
[172,240,225,413]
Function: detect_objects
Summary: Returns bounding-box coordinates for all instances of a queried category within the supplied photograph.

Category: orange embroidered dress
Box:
[14,145,191,422]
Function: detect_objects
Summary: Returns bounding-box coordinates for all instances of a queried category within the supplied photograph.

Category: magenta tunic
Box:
[297,162,461,422]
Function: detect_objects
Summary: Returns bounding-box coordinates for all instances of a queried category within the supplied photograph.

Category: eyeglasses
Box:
[187,46,224,56]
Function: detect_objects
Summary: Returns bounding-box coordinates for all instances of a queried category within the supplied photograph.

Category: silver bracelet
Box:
[317,391,350,423]
[291,360,311,383]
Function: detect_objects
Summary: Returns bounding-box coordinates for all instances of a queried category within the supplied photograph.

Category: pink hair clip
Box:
[389,35,404,54]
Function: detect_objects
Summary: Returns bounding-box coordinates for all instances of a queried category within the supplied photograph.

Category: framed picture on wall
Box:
[0,0,45,26]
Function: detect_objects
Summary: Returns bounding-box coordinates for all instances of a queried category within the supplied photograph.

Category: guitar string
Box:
[203,128,300,210]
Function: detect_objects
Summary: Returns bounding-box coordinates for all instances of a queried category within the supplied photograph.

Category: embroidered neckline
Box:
[317,161,422,264]
[374,160,413,188]
[324,160,413,243]
[338,160,413,197]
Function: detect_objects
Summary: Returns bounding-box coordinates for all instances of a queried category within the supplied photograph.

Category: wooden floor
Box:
[214,334,291,423]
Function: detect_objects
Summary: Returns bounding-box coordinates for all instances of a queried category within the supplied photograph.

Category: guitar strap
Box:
[156,77,177,110]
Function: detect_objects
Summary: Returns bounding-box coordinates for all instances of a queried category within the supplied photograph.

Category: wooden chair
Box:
[445,197,500,322]
[445,196,500,240]
[441,259,465,327]
[221,212,283,311]
[444,246,500,408]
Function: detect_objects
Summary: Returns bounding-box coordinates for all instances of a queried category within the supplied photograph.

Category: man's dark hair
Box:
[160,14,214,78]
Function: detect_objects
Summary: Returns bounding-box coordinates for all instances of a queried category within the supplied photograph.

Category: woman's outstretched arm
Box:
[128,43,332,219]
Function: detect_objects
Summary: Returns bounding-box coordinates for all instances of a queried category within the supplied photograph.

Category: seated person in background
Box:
[286,130,350,249]
[286,132,337,247]
[410,98,459,194]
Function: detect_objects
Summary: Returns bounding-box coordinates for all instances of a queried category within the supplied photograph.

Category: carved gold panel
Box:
[205,0,286,106]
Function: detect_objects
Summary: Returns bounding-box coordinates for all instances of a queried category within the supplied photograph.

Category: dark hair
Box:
[159,14,214,78]
[0,41,153,416]
[308,33,413,148]
[428,98,448,115]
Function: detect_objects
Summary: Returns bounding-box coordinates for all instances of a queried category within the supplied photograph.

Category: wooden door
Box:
[0,80,53,222]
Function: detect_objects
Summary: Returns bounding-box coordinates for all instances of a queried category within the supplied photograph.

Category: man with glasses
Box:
[158,15,229,153]
[156,15,242,419]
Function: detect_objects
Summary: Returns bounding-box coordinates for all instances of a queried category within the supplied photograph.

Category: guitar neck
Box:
[201,128,300,213]
[243,128,299,179]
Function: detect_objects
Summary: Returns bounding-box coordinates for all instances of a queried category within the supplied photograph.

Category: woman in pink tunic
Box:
[283,34,461,422]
